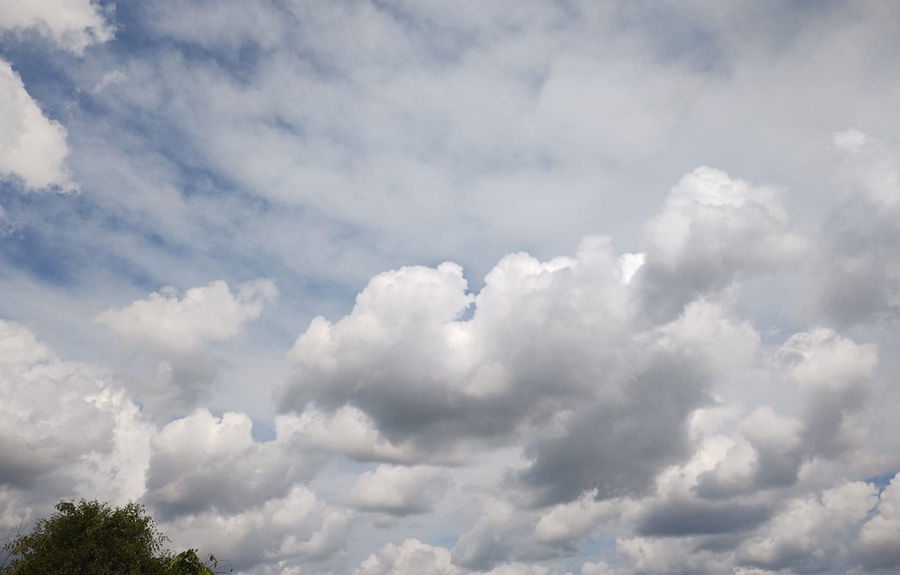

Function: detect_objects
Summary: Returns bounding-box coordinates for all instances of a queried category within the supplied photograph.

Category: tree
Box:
[168,550,215,575]
[3,499,170,575]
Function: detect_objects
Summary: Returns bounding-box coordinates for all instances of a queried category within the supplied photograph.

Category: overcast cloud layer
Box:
[2,1,900,574]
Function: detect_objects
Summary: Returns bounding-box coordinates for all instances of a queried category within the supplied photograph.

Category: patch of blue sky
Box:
[175,39,265,87]
[535,536,619,574]
[0,36,80,118]
[867,468,899,492]
[0,188,82,286]
[611,2,728,75]
[249,419,277,443]
[112,2,281,86]
[0,223,77,286]
[577,536,617,559]
[1,187,172,292]
[365,0,482,63]
[173,162,268,206]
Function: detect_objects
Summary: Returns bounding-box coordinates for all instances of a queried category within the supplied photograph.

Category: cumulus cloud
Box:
[96,279,277,414]
[143,408,312,519]
[354,539,464,575]
[0,320,152,528]
[7,153,900,573]
[737,482,878,573]
[0,60,74,191]
[639,166,807,320]
[354,539,572,575]
[97,279,277,355]
[0,317,357,573]
[279,210,766,507]
[161,484,352,572]
[855,476,900,570]
[348,465,449,517]
[803,129,900,325]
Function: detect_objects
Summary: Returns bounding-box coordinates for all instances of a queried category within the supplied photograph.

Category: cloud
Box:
[354,539,572,575]
[635,499,772,537]
[854,474,900,570]
[280,240,620,447]
[0,0,114,193]
[278,173,797,516]
[97,279,277,355]
[832,129,900,211]
[737,482,878,573]
[95,279,277,414]
[348,465,449,517]
[0,60,74,191]
[161,484,352,571]
[143,408,312,519]
[0,320,152,527]
[695,407,805,498]
[354,539,464,575]
[0,0,114,55]
[802,130,900,326]
[639,166,807,320]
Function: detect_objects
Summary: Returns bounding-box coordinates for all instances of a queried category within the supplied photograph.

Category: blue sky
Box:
[2,1,900,574]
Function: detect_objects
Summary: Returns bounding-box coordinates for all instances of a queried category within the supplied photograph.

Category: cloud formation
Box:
[0,0,113,55]
[0,59,73,191]
[3,2,900,574]
[0,0,112,191]
[96,279,277,355]
[96,279,277,413]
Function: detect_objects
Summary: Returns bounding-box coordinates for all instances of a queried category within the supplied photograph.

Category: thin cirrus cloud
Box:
[2,1,900,575]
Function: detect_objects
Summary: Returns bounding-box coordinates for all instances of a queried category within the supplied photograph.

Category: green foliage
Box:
[168,549,215,575]
[3,499,171,575]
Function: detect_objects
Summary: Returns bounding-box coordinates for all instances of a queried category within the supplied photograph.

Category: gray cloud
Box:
[142,409,313,520]
[515,352,709,507]
[636,499,772,537]
[802,131,900,327]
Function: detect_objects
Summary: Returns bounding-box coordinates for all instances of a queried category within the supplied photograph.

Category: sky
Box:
[1,1,900,574]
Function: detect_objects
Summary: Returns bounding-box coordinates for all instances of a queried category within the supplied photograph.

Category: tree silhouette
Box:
[3,499,169,575]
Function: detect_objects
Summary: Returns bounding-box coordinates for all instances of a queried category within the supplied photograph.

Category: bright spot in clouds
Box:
[2,1,900,574]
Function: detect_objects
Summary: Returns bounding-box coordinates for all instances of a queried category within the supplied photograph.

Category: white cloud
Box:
[776,329,878,393]
[0,0,114,192]
[354,539,464,575]
[639,166,808,319]
[832,129,900,211]
[0,0,114,55]
[94,279,277,416]
[801,129,900,326]
[348,465,449,516]
[855,476,900,570]
[97,279,277,355]
[143,408,313,518]
[0,59,74,191]
[0,320,153,528]
[91,69,126,93]
[161,484,352,571]
[353,539,572,575]
[737,482,878,573]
